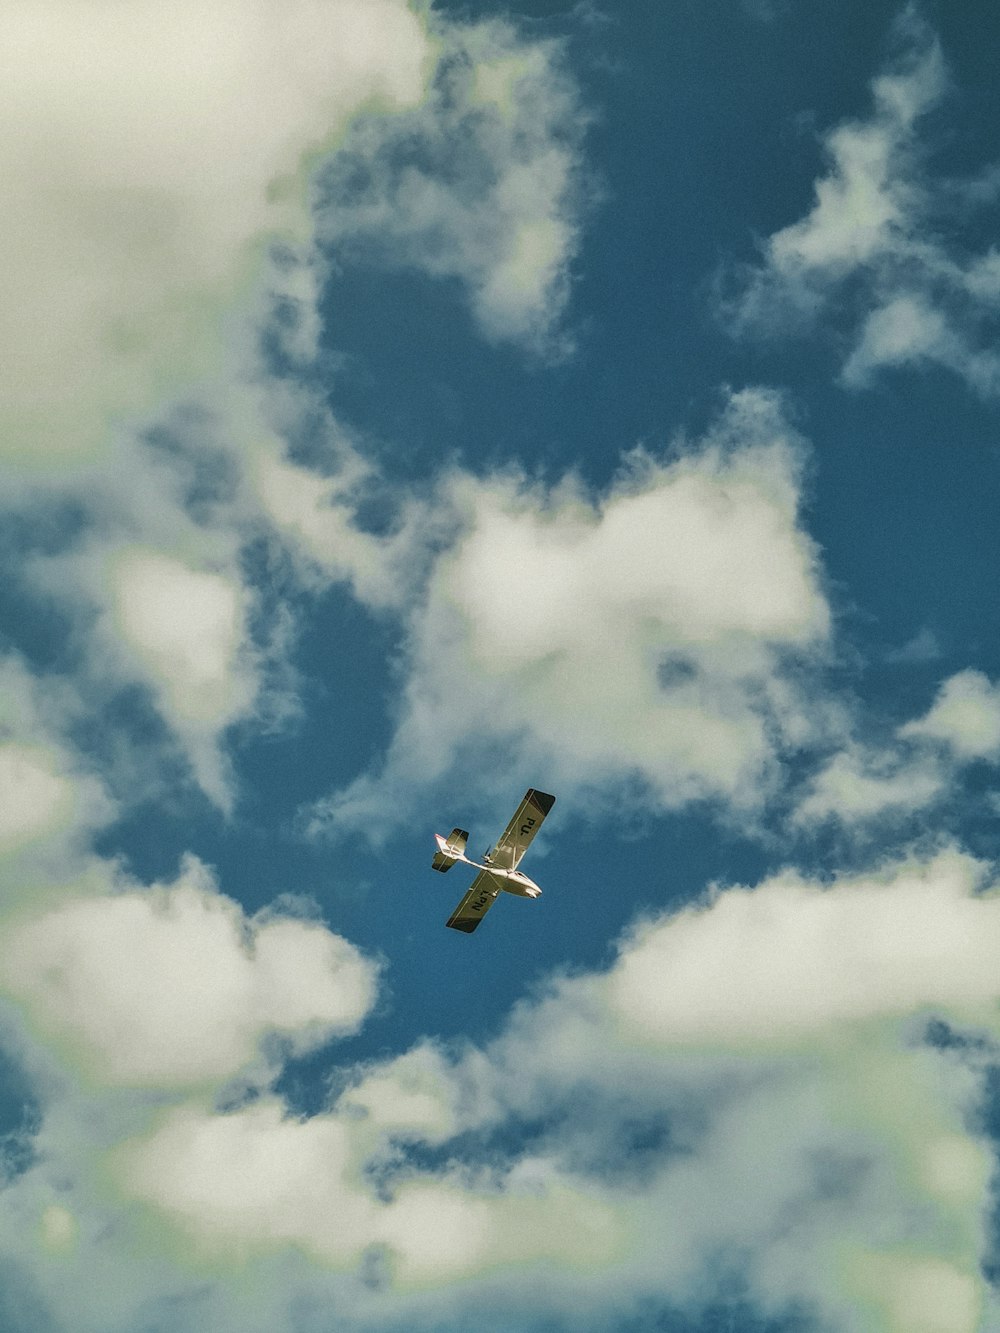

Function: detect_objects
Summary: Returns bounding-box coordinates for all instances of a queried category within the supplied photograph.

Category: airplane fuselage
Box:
[433,834,542,897]
[434,837,544,901]
[487,866,542,898]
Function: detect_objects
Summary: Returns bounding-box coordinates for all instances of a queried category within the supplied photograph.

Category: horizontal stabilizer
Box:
[432,828,470,872]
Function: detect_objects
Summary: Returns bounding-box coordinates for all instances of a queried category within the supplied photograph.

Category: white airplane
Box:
[432,788,556,933]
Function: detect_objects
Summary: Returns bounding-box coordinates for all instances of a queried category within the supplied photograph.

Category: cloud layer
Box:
[82,848,995,1331]
[1,5,1000,1333]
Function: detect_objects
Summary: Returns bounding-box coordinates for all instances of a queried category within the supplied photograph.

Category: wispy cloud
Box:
[793,667,1000,830]
[314,16,590,354]
[721,7,1000,396]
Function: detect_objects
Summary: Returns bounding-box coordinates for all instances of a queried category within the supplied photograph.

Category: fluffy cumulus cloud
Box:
[1,747,999,1328]
[6,847,980,1330]
[247,437,438,611]
[723,9,1000,395]
[109,553,250,727]
[727,9,945,307]
[606,847,1000,1043]
[0,745,75,852]
[0,856,377,1088]
[0,0,426,802]
[0,5,619,1324]
[120,1097,621,1285]
[900,668,1000,759]
[313,389,833,832]
[477,848,1000,1330]
[23,520,264,810]
[0,0,430,464]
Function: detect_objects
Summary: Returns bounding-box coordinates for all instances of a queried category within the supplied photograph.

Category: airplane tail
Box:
[431,829,469,872]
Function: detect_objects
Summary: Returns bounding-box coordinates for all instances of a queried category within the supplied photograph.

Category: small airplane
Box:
[432,788,556,933]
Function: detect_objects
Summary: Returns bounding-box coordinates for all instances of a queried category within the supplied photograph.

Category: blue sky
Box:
[4,1,1000,1329]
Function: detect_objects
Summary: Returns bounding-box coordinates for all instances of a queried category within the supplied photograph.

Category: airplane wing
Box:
[445,870,505,934]
[486,789,556,871]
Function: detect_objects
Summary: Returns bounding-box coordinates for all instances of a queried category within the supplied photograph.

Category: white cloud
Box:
[7,5,999,1329]
[605,848,1000,1044]
[428,848,1000,1325]
[315,17,588,352]
[0,845,997,1330]
[25,527,263,810]
[794,743,945,826]
[900,668,1000,759]
[0,856,378,1088]
[108,548,257,806]
[110,551,252,723]
[66,846,997,1330]
[792,666,1000,830]
[737,13,944,291]
[855,1255,983,1333]
[248,443,435,610]
[724,13,1000,396]
[0,744,77,853]
[0,657,113,874]
[120,1096,621,1284]
[841,291,957,385]
[10,378,412,810]
[311,390,833,832]
[0,0,430,463]
[0,0,435,809]
[338,1042,465,1144]
[0,0,595,817]
[884,626,941,664]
